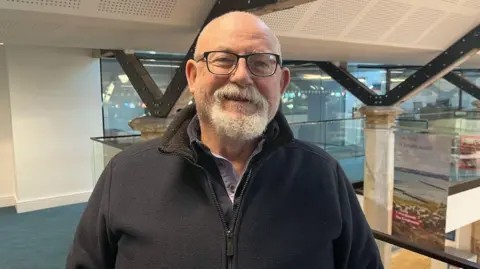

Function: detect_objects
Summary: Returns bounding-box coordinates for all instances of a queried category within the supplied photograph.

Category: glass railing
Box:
[91,135,140,182]
[290,118,365,183]
[288,118,428,183]
[399,110,480,120]
[90,115,480,268]
[90,118,428,185]
[399,110,480,134]
[290,118,364,157]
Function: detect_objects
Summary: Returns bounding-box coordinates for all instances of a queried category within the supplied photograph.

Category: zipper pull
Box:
[226,231,234,256]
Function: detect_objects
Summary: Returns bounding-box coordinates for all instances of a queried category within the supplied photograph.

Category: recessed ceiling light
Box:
[0,43,3,46]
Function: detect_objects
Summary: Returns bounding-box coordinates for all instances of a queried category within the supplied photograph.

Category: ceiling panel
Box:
[260,2,312,33]
[97,0,176,19]
[441,0,460,4]
[0,0,478,67]
[463,0,480,9]
[416,12,479,48]
[0,0,215,25]
[5,0,81,9]
[300,0,371,38]
[344,0,413,41]
[384,7,445,45]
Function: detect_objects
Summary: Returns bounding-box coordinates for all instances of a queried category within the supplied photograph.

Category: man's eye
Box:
[211,58,235,67]
[254,61,269,68]
[214,58,234,63]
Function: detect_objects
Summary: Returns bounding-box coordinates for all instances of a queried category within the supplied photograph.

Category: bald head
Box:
[194,11,281,60]
[185,11,291,143]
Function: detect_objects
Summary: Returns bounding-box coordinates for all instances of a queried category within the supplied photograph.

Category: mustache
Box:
[214,85,265,106]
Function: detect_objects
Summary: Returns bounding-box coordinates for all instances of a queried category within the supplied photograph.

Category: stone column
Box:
[472,222,480,262]
[472,100,480,110]
[471,100,480,262]
[359,106,403,269]
[128,116,173,141]
[128,88,193,141]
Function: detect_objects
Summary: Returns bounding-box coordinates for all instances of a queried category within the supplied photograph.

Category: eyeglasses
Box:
[195,51,282,77]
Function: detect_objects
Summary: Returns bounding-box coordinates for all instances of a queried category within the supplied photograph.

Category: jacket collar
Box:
[158,104,294,161]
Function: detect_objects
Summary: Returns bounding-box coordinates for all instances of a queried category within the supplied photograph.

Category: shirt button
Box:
[229,185,236,193]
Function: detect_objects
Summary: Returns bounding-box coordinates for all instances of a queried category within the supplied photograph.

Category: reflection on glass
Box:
[141,58,181,94]
[282,65,361,123]
[100,58,181,136]
[460,70,480,110]
[348,65,388,94]
[399,78,460,116]
[390,68,480,115]
[290,119,365,183]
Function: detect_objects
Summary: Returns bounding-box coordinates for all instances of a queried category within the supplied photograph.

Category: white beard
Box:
[208,84,271,141]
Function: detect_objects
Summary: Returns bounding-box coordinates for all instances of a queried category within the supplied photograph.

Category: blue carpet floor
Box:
[0,203,86,269]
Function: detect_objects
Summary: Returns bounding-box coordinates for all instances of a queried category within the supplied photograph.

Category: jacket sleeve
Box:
[333,162,384,269]
[66,159,117,269]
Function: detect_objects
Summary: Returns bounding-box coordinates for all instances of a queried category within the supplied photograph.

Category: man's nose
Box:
[229,59,254,87]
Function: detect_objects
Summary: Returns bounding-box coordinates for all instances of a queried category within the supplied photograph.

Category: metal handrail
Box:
[289,117,427,126]
[289,117,362,126]
[373,230,480,269]
[91,134,140,140]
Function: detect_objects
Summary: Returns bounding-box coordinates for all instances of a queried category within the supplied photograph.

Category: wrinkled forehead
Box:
[196,21,281,57]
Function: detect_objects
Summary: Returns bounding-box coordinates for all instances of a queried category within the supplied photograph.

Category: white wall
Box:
[0,46,16,207]
[5,45,103,212]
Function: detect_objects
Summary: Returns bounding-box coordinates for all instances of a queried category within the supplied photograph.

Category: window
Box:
[282,65,355,123]
[100,57,181,136]
[460,70,480,110]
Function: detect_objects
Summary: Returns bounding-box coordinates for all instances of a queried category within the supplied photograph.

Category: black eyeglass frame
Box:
[194,51,283,77]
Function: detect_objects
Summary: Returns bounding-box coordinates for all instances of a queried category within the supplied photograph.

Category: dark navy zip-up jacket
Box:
[66,104,383,269]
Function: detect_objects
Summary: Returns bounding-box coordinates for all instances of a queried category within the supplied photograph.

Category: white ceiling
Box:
[0,0,479,66]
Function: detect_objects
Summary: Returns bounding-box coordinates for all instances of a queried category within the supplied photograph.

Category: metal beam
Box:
[113,50,163,115]
[316,62,377,105]
[444,72,480,100]
[383,24,480,106]
[159,0,317,118]
[386,69,392,92]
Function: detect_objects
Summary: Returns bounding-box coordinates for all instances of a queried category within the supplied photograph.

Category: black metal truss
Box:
[101,49,185,62]
[383,24,479,106]
[157,0,282,117]
[444,72,480,100]
[112,50,164,115]
[303,24,480,106]
[315,62,378,105]
[108,20,479,111]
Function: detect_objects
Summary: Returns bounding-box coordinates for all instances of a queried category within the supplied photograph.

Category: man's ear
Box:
[185,59,197,94]
[279,66,291,95]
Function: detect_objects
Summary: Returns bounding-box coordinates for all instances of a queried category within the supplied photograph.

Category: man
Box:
[67,11,383,269]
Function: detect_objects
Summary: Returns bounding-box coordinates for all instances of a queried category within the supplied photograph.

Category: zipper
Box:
[226,169,254,269]
[230,169,253,231]
[190,161,232,268]
[165,151,235,268]
[192,158,255,269]
[226,230,234,269]
[162,146,290,269]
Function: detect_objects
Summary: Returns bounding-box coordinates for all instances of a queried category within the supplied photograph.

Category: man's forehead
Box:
[212,46,274,54]
[198,31,279,56]
[195,12,281,57]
